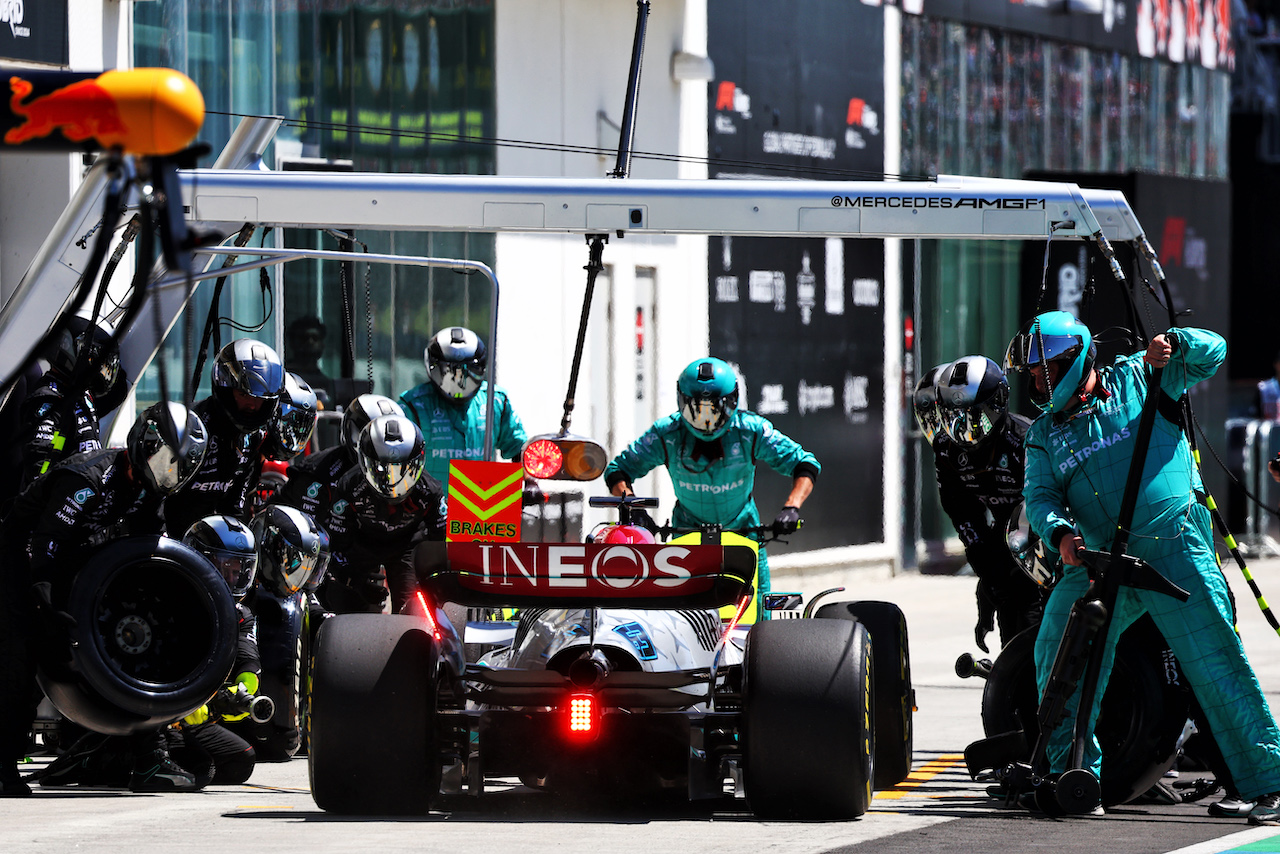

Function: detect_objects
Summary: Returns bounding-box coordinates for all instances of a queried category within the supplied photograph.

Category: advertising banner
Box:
[0,2,68,66]
[709,0,887,551]
[885,0,1234,68]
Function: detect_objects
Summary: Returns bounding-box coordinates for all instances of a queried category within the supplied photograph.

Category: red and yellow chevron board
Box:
[446,460,524,542]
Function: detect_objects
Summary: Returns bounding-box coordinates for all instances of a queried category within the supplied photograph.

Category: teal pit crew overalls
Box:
[398,380,528,488]
[604,409,820,615]
[1024,327,1280,799]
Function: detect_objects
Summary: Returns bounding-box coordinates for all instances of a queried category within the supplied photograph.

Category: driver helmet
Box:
[595,524,657,545]
[182,515,258,600]
[126,401,209,495]
[936,356,1009,447]
[340,394,404,455]
[211,338,286,432]
[357,414,425,502]
[1006,502,1062,589]
[912,363,950,445]
[251,505,326,597]
[425,327,487,401]
[1005,311,1096,414]
[49,316,120,398]
[263,372,318,461]
[676,357,739,441]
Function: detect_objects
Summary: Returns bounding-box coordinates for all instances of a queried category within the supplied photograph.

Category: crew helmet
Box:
[912,363,950,445]
[936,356,1009,446]
[126,401,209,494]
[183,515,258,600]
[251,505,326,597]
[49,316,120,397]
[340,393,404,454]
[357,414,426,502]
[425,327,487,401]
[263,372,318,461]
[1006,502,1062,589]
[1005,311,1096,414]
[676,358,739,441]
[210,338,285,432]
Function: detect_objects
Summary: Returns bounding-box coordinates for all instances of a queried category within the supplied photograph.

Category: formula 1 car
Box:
[306,504,914,818]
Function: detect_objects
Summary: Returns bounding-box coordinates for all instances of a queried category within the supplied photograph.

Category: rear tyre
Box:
[744,619,874,819]
[816,600,914,787]
[980,614,1190,806]
[308,614,440,815]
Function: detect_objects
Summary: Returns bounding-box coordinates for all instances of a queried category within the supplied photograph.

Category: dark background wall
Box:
[708,0,887,551]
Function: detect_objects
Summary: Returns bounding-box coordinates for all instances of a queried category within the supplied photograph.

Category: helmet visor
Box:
[94,349,120,396]
[272,407,316,458]
[364,456,424,500]
[1006,332,1082,372]
[207,547,258,598]
[680,397,732,437]
[432,362,485,399]
[939,402,997,446]
[913,395,942,443]
[143,443,186,493]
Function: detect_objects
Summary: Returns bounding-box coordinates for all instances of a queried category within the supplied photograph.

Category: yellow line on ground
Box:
[874,754,966,800]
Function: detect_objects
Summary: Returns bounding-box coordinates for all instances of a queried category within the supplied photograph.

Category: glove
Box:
[522,479,545,507]
[182,704,211,728]
[628,507,658,532]
[772,506,802,536]
[354,573,389,606]
[975,580,997,653]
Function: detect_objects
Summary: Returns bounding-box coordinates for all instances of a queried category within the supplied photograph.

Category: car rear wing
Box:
[414,541,756,609]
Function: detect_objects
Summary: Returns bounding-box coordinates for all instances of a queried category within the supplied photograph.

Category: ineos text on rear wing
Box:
[414,541,756,609]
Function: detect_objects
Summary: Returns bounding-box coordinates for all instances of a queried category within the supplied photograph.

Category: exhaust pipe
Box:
[567,649,612,689]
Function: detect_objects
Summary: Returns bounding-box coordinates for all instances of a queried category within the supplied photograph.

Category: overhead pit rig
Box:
[1,113,1161,466]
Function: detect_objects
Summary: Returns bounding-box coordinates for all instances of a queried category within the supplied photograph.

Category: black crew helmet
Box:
[936,356,1009,446]
[357,414,425,502]
[340,393,404,455]
[263,372,318,461]
[425,327,487,401]
[182,515,258,600]
[48,316,120,398]
[251,505,326,597]
[1006,502,1062,589]
[126,401,209,494]
[912,362,950,445]
[210,338,285,432]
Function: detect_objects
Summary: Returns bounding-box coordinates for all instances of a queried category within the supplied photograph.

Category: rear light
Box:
[566,693,597,738]
[523,438,564,479]
[521,433,608,481]
[413,589,443,643]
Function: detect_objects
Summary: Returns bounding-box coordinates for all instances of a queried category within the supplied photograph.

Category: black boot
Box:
[0,764,31,798]
[128,747,199,793]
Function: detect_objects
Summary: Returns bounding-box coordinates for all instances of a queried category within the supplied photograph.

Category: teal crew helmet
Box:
[676,357,739,441]
[1005,311,1096,414]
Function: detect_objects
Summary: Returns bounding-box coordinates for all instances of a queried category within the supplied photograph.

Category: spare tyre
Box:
[38,535,238,735]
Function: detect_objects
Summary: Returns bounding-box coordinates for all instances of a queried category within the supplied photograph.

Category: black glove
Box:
[772,506,802,536]
[628,507,659,532]
[522,479,545,507]
[975,580,997,653]
[353,573,389,606]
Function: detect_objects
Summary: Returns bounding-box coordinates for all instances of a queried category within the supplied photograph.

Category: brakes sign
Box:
[447,460,523,542]
[450,542,720,597]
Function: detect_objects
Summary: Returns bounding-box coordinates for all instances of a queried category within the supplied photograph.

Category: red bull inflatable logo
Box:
[0,68,204,156]
[6,76,128,147]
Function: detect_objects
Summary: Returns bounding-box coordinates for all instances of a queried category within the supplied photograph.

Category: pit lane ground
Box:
[6,556,1280,854]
